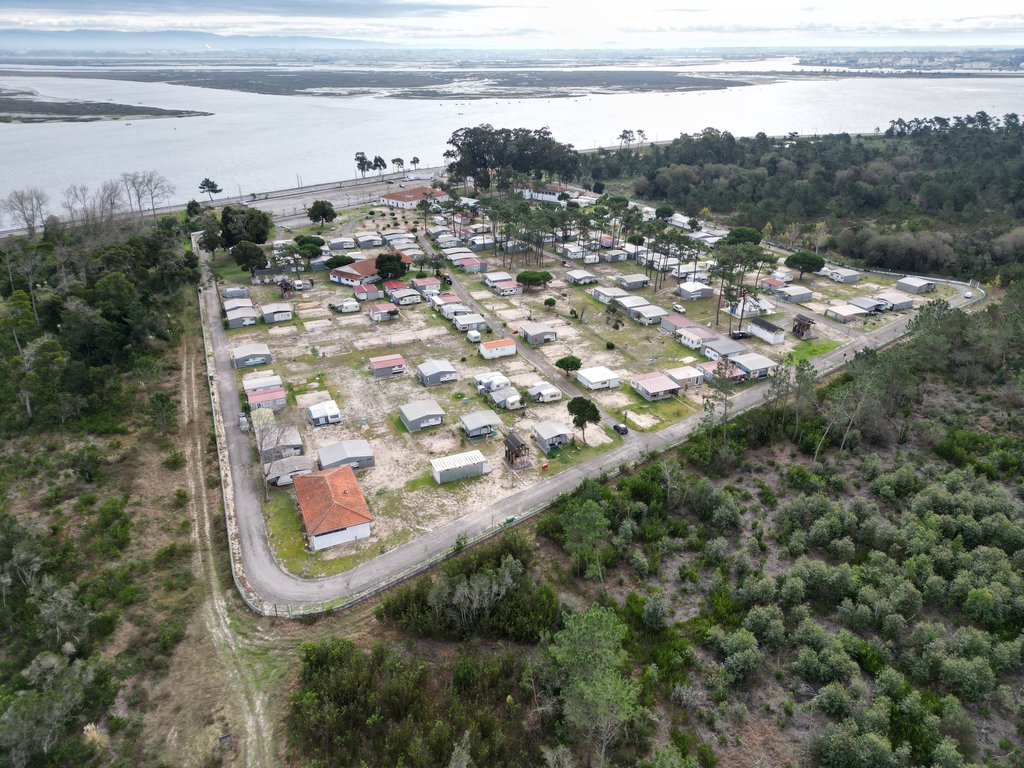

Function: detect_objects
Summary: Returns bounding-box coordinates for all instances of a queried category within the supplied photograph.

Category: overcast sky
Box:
[2,0,1023,48]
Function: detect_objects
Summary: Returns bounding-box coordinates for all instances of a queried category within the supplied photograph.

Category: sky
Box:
[1,0,1023,48]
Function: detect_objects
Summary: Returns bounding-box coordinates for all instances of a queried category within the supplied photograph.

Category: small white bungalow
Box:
[576,366,619,390]
[630,372,680,401]
[479,338,517,359]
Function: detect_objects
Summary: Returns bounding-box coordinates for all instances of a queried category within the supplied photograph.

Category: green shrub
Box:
[162,451,185,470]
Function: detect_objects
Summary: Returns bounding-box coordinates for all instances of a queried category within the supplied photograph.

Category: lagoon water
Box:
[2,69,1022,211]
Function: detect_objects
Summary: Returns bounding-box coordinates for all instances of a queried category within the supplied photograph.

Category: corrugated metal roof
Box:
[430,450,487,473]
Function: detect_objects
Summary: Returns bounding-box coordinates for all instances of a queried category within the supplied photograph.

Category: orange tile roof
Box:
[382,186,446,203]
[294,467,373,537]
[481,338,515,349]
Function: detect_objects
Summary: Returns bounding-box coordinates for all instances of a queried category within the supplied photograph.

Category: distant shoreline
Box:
[0,87,211,122]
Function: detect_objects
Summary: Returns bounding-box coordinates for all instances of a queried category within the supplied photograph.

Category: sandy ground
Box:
[224,241,926,567]
[228,278,591,562]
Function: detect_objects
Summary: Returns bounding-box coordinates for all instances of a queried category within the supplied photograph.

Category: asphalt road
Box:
[200,228,978,610]
[242,171,442,228]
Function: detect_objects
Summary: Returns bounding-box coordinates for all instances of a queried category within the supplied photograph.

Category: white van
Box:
[467,330,481,343]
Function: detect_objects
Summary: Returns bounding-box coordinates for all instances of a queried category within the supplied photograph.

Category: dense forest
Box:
[289,284,1024,767]
[581,113,1024,278]
[0,204,203,767]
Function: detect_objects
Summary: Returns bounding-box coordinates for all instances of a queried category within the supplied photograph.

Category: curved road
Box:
[199,238,980,612]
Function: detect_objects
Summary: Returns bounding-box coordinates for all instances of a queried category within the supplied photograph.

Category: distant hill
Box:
[0,28,394,53]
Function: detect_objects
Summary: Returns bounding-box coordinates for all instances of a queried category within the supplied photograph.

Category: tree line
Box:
[579,113,1024,278]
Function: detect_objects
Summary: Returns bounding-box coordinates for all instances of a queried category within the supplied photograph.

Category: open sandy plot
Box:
[470,290,492,301]
[303,319,333,331]
[802,301,832,315]
[593,389,635,409]
[575,424,612,447]
[624,410,661,429]
[298,307,330,319]
[509,372,546,388]
[295,391,331,409]
[295,301,320,311]
[494,307,530,322]
[351,324,449,350]
[268,325,298,336]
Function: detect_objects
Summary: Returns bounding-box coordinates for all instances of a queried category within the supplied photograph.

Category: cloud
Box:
[0,0,493,18]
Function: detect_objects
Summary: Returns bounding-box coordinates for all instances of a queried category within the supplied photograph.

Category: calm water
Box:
[2,72,1022,212]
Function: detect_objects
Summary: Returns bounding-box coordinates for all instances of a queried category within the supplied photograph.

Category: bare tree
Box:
[120,171,147,214]
[62,184,89,227]
[63,180,124,235]
[139,171,175,216]
[251,409,300,501]
[2,188,49,237]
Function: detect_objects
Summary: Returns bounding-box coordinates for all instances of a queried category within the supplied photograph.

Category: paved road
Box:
[200,228,978,609]
[244,171,443,228]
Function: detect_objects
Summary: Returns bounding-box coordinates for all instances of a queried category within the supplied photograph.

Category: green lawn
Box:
[262,487,413,578]
[612,391,699,432]
[788,338,841,364]
[544,427,621,468]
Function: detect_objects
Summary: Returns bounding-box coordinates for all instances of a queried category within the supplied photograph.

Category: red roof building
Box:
[293,467,373,549]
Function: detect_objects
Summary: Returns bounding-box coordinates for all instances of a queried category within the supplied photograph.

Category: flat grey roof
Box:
[399,400,445,421]
[417,359,456,377]
[232,343,271,358]
[703,338,748,356]
[263,455,313,477]
[460,409,503,432]
[731,352,778,371]
[519,321,555,335]
[534,420,571,441]
[318,439,373,465]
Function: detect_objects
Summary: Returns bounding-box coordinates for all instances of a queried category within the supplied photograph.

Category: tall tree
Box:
[198,178,222,201]
[391,157,404,174]
[411,156,420,170]
[567,396,600,441]
[354,152,371,178]
[375,253,406,281]
[372,155,388,179]
[549,606,639,768]
[785,250,825,279]
[562,500,610,579]
[231,241,266,275]
[307,200,336,228]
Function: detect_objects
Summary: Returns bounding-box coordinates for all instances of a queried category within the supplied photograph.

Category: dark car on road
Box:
[729,330,751,339]
[613,423,629,435]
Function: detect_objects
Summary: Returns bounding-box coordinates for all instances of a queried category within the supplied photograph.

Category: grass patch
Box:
[788,338,841,364]
[262,487,414,578]
[390,413,410,434]
[404,471,434,492]
[546,428,620,468]
[614,392,699,431]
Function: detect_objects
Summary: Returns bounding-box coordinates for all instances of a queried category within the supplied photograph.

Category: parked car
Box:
[729,330,751,339]
[964,290,974,299]
[613,423,629,436]
[671,303,688,314]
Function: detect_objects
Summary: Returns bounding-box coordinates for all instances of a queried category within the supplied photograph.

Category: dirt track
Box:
[182,329,272,768]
